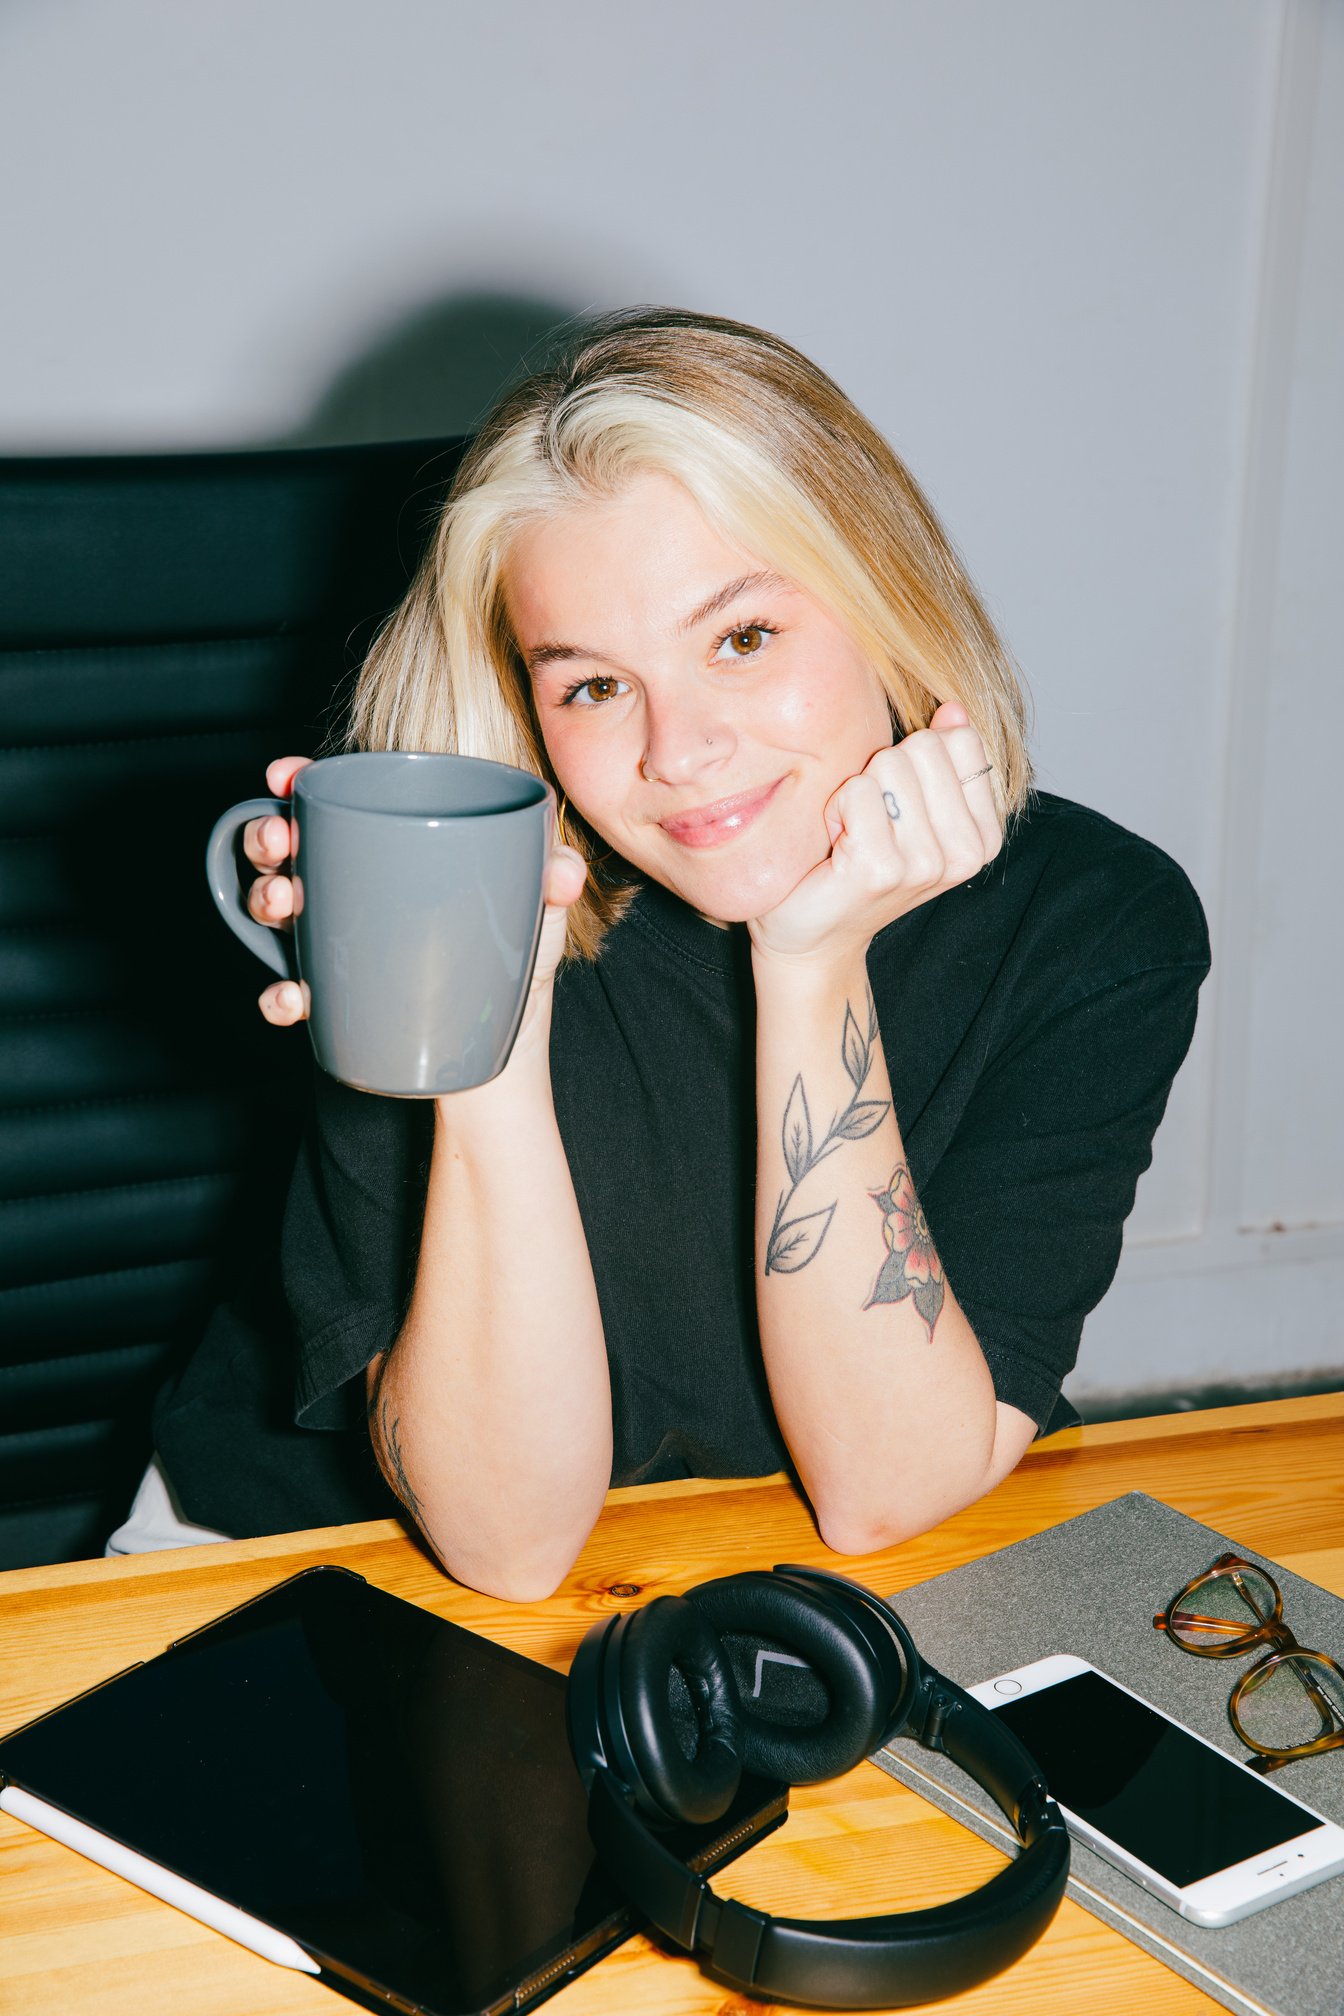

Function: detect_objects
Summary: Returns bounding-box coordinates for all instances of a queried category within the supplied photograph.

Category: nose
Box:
[640,697,737,786]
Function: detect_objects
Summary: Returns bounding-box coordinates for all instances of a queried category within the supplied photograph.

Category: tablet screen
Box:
[0,1567,786,2016]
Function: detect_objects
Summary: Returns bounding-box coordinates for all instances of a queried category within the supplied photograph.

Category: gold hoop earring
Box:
[554,795,613,870]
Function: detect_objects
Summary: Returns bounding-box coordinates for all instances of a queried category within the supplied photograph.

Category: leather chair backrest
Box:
[0,438,461,1567]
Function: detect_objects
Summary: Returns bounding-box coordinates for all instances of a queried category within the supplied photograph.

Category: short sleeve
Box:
[281,1072,433,1429]
[922,858,1210,1433]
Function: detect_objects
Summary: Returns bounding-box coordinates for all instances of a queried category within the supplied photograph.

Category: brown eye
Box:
[712,621,775,665]
[564,674,628,707]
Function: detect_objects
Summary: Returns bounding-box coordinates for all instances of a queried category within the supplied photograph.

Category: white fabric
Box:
[104,1455,233,1556]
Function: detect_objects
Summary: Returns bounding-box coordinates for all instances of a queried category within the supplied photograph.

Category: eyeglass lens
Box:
[1167,1564,1278,1648]
[1237,1654,1344,1752]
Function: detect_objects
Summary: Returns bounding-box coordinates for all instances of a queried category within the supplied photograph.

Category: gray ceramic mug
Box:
[206,752,550,1096]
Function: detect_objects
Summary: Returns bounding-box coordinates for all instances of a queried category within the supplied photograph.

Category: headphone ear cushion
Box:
[769,1567,916,1743]
[614,1596,744,1827]
[686,1573,895,1784]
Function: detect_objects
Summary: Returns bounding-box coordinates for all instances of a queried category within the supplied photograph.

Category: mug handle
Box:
[205,797,295,979]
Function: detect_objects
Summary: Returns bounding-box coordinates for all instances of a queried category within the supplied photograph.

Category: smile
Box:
[657,778,784,849]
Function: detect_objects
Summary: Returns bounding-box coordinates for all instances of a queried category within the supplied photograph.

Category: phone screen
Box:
[0,1568,785,2016]
[989,1669,1314,1888]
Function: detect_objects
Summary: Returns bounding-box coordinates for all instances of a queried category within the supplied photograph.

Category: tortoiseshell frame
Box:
[1154,1552,1344,1773]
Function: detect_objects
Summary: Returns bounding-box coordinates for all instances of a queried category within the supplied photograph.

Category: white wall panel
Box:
[1065,1231,1344,1404]
[1238,2,1344,1233]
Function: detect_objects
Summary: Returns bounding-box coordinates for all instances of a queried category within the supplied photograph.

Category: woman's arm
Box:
[753,949,1034,1552]
[749,704,1031,1549]
[366,1025,612,1602]
[246,777,611,1601]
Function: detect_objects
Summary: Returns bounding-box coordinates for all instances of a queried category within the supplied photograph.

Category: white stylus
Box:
[0,1784,320,1974]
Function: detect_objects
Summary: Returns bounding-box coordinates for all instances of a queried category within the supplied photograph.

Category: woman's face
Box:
[504,471,894,923]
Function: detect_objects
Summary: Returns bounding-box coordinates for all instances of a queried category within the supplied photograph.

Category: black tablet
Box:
[0,1566,787,2016]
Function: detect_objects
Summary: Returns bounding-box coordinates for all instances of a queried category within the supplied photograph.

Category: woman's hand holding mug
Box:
[241,757,586,1053]
[209,751,583,1097]
[245,756,311,1027]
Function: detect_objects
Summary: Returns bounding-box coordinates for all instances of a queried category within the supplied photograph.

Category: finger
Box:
[247,872,295,927]
[243,812,293,871]
[930,723,1003,861]
[258,978,310,1025]
[827,771,901,860]
[961,765,1003,864]
[912,718,1001,861]
[894,732,992,883]
[830,764,947,890]
[265,755,313,797]
[863,760,947,884]
[927,716,987,772]
[543,845,587,910]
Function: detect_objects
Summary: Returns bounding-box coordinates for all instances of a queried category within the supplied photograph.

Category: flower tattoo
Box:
[866,1165,945,1337]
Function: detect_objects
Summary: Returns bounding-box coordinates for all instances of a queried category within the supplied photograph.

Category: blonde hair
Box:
[348,307,1031,959]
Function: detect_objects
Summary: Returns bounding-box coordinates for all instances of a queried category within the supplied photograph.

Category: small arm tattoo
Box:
[370,1390,425,1525]
[865,1164,946,1338]
[764,988,890,1275]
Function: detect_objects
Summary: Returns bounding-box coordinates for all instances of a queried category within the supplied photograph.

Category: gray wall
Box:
[2,0,1339,1405]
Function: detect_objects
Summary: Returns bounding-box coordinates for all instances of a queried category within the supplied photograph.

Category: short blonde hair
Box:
[349,307,1031,959]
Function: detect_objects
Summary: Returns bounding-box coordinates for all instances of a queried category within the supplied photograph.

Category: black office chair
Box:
[0,439,462,1568]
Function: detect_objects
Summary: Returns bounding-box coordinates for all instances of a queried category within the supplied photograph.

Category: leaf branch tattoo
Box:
[764,990,890,1274]
[369,1389,425,1526]
[865,1165,946,1338]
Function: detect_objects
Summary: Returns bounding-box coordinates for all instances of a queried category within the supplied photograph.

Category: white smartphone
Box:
[966,1654,1344,1927]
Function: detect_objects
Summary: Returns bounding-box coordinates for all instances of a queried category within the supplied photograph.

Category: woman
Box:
[142,308,1209,1594]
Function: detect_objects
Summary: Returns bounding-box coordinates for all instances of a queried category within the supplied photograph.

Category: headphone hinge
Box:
[914,1675,962,1753]
[1014,1777,1053,1842]
[686,1878,715,1951]
[699,1891,768,1988]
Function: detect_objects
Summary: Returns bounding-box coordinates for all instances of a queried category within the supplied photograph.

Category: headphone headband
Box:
[569,1567,1069,2009]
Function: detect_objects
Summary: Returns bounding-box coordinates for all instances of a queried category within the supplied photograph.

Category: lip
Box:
[657,777,784,848]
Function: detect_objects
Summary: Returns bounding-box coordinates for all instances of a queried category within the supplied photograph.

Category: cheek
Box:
[759,677,818,738]
[539,718,624,826]
[760,656,891,762]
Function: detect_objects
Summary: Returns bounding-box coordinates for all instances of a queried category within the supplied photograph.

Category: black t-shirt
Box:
[154,793,1209,1535]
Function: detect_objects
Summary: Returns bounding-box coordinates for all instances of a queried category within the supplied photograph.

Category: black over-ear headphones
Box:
[567,1564,1069,2009]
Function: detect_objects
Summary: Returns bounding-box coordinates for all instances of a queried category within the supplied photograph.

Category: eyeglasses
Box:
[1154,1553,1344,1773]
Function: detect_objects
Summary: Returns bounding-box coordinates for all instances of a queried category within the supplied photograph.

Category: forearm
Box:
[753,950,1008,1551]
[370,1052,611,1601]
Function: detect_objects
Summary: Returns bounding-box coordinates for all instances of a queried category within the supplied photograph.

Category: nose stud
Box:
[641,730,722,781]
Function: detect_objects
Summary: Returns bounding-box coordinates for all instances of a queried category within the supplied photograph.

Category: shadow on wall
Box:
[282,289,589,447]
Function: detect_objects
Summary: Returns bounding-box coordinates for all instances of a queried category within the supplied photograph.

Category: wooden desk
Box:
[1,1393,1340,2015]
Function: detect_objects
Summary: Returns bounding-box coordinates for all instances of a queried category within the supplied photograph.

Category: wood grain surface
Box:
[1,1393,1340,2016]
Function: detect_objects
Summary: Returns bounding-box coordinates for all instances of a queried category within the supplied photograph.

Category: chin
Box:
[661,847,813,925]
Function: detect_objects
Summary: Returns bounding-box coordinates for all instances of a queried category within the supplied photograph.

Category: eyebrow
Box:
[524,569,791,675]
[676,570,790,637]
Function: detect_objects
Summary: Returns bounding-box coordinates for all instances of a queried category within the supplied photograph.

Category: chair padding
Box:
[0,440,461,1567]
